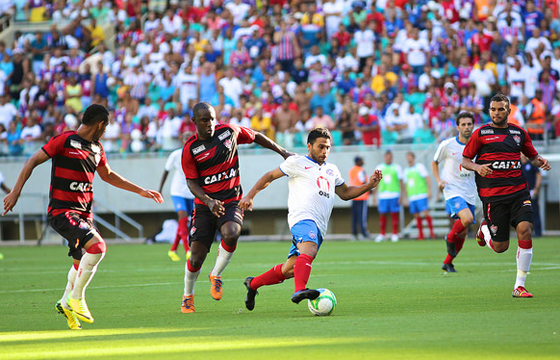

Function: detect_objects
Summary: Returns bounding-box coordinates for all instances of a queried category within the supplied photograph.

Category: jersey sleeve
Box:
[0,171,4,185]
[97,142,107,168]
[334,166,345,187]
[463,130,481,159]
[521,128,539,159]
[42,133,67,158]
[279,155,299,177]
[181,144,199,180]
[417,163,429,177]
[231,124,256,145]
[165,150,177,172]
[433,141,446,163]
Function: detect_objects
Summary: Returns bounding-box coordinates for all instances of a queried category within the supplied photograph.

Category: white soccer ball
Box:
[307,288,337,316]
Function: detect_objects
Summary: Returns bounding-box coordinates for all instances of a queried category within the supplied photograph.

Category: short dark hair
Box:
[307,127,332,144]
[81,104,109,126]
[490,93,510,109]
[456,111,475,125]
[192,101,212,117]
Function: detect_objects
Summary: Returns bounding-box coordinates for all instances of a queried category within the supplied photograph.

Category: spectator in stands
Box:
[310,81,336,116]
[5,119,23,156]
[306,106,335,131]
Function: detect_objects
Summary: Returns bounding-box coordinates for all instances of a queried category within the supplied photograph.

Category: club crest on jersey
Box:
[308,230,317,240]
[190,226,197,236]
[223,138,233,150]
[513,135,521,145]
[326,169,335,176]
[218,130,231,141]
[490,225,498,235]
[78,220,89,230]
[70,140,82,149]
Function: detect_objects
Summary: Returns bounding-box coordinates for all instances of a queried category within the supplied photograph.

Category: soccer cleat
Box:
[67,297,94,323]
[512,286,533,298]
[442,263,457,273]
[391,234,399,242]
[209,273,223,300]
[243,277,258,311]
[56,301,81,330]
[168,250,181,261]
[186,250,191,260]
[291,288,320,304]
[374,234,385,243]
[475,220,488,247]
[181,294,195,313]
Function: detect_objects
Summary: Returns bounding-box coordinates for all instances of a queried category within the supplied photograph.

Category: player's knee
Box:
[493,242,509,253]
[86,239,106,254]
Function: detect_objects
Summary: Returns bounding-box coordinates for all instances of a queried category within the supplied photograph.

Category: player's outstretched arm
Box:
[97,163,164,203]
[239,167,285,211]
[335,169,383,201]
[530,155,551,171]
[3,149,50,216]
[253,132,295,159]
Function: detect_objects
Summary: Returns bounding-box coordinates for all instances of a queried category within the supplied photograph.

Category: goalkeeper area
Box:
[1,239,559,360]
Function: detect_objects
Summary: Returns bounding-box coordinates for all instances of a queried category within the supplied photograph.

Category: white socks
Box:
[71,251,105,300]
[515,247,533,288]
[61,266,78,309]
[184,263,200,296]
[210,243,235,277]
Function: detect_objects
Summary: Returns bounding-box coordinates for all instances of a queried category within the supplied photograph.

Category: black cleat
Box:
[291,288,320,304]
[442,263,457,273]
[243,277,258,311]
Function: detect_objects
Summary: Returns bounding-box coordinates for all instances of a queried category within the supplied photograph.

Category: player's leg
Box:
[375,199,388,242]
[56,259,81,330]
[390,198,400,242]
[243,256,294,311]
[410,200,423,240]
[512,196,535,298]
[177,210,190,255]
[351,200,359,239]
[168,196,186,261]
[442,198,473,272]
[420,199,435,239]
[479,202,510,253]
[359,200,370,238]
[288,220,321,304]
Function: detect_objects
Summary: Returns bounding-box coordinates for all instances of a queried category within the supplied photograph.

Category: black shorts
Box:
[49,212,98,260]
[190,201,244,250]
[482,192,533,243]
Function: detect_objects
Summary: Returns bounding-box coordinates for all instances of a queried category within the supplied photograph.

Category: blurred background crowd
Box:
[1,0,560,157]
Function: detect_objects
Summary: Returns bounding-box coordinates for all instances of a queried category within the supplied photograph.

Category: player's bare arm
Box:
[97,163,164,203]
[186,178,224,217]
[2,149,50,216]
[253,132,295,159]
[530,155,551,171]
[335,169,383,201]
[239,167,285,211]
[461,156,492,177]
[431,160,447,190]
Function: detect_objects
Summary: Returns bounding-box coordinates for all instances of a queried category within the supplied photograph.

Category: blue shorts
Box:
[445,196,475,222]
[378,198,400,214]
[409,198,429,214]
[288,220,323,258]
[171,196,194,215]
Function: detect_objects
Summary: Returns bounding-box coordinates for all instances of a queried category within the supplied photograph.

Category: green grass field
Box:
[1,238,559,360]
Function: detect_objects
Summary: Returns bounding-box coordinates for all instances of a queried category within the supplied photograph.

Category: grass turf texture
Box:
[1,239,559,360]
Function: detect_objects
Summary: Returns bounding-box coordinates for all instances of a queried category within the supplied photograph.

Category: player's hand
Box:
[537,156,551,171]
[437,180,447,190]
[239,196,253,211]
[207,199,225,217]
[477,164,493,177]
[369,169,383,188]
[140,189,164,203]
[2,192,19,216]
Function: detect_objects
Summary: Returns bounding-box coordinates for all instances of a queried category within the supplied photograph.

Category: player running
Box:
[2,104,163,329]
[239,128,382,310]
[432,112,477,273]
[180,102,292,313]
[462,94,551,297]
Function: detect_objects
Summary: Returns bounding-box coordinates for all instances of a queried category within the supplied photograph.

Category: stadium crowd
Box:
[1,0,560,156]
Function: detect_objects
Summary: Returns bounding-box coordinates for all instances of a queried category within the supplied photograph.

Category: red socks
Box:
[187,259,201,273]
[87,241,106,254]
[416,217,424,239]
[447,219,466,243]
[379,214,387,235]
[519,240,532,249]
[250,264,287,290]
[391,212,399,234]
[426,216,434,238]
[294,254,314,292]
[179,217,190,252]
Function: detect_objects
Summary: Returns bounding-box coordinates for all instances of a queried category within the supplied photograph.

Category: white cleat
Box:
[374,234,385,243]
[390,234,399,242]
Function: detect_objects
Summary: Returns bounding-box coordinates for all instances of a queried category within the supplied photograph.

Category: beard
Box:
[492,113,508,126]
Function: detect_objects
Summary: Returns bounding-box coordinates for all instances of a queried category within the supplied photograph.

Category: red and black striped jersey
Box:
[463,123,538,202]
[42,131,107,219]
[182,124,255,206]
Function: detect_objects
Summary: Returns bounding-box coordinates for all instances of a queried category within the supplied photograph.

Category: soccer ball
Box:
[307,288,337,316]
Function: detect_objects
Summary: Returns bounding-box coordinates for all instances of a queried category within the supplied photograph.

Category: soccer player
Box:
[374,150,404,242]
[180,102,292,313]
[348,156,371,240]
[239,128,383,311]
[432,112,476,273]
[404,151,434,240]
[2,104,164,330]
[158,134,194,261]
[462,94,551,297]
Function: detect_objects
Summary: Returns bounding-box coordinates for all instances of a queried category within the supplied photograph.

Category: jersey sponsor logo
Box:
[317,176,331,198]
[481,129,494,135]
[509,129,521,135]
[91,144,101,154]
[523,200,532,206]
[491,160,521,170]
[490,224,498,235]
[218,130,231,141]
[195,147,216,162]
[482,135,507,143]
[70,182,93,192]
[70,139,82,149]
[203,168,238,185]
[192,144,206,155]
